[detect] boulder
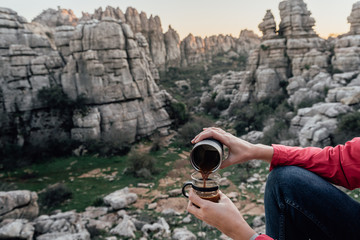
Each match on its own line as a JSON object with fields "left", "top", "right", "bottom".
{"left": 290, "top": 103, "right": 353, "bottom": 147}
{"left": 34, "top": 211, "right": 90, "bottom": 240}
{"left": 0, "top": 190, "right": 39, "bottom": 221}
{"left": 326, "top": 86, "right": 360, "bottom": 103}
{"left": 0, "top": 219, "right": 34, "bottom": 240}
{"left": 110, "top": 214, "right": 136, "bottom": 238}
{"left": 172, "top": 227, "right": 196, "bottom": 240}
{"left": 103, "top": 187, "right": 138, "bottom": 210}
{"left": 141, "top": 217, "right": 171, "bottom": 238}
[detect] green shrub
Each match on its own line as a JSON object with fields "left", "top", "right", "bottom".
{"left": 159, "top": 52, "right": 248, "bottom": 112}
{"left": 37, "top": 86, "right": 72, "bottom": 109}
{"left": 261, "top": 120, "right": 291, "bottom": 145}
{"left": 260, "top": 44, "right": 269, "bottom": 51}
{"left": 150, "top": 134, "right": 162, "bottom": 152}
{"left": 0, "top": 138, "right": 80, "bottom": 170}
{"left": 202, "top": 96, "right": 231, "bottom": 118}
{"left": 231, "top": 96, "right": 291, "bottom": 136}
{"left": 126, "top": 151, "right": 158, "bottom": 179}
{"left": 333, "top": 112, "right": 360, "bottom": 145}
{"left": 167, "top": 102, "right": 189, "bottom": 127}
{"left": 216, "top": 99, "right": 231, "bottom": 111}
{"left": 297, "top": 96, "right": 323, "bottom": 109}
{"left": 40, "top": 183, "right": 72, "bottom": 208}
{"left": 0, "top": 182, "right": 18, "bottom": 191}
{"left": 92, "top": 196, "right": 104, "bottom": 207}
{"left": 209, "top": 108, "right": 221, "bottom": 118}
{"left": 176, "top": 116, "right": 214, "bottom": 147}
{"left": 233, "top": 102, "right": 273, "bottom": 136}
{"left": 202, "top": 98, "right": 217, "bottom": 115}
{"left": 84, "top": 139, "right": 130, "bottom": 157}
{"left": 328, "top": 65, "right": 344, "bottom": 75}
{"left": 37, "top": 86, "right": 89, "bottom": 114}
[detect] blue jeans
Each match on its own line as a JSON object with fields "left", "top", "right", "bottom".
{"left": 264, "top": 166, "right": 360, "bottom": 240}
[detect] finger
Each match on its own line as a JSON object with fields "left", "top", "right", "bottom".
{"left": 191, "top": 127, "right": 212, "bottom": 143}
{"left": 192, "top": 129, "right": 227, "bottom": 145}
{"left": 218, "top": 191, "right": 231, "bottom": 203}
{"left": 220, "top": 191, "right": 235, "bottom": 206}
{"left": 187, "top": 200, "right": 200, "bottom": 216}
{"left": 188, "top": 189, "right": 206, "bottom": 207}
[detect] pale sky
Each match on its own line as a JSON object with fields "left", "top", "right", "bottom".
{"left": 1, "top": 0, "right": 357, "bottom": 40}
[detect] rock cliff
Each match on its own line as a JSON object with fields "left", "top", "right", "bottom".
{"left": 201, "top": 0, "right": 360, "bottom": 147}
{"left": 32, "top": 7, "right": 78, "bottom": 27}
{"left": 35, "top": 6, "right": 260, "bottom": 69}
{"left": 0, "top": 7, "right": 173, "bottom": 149}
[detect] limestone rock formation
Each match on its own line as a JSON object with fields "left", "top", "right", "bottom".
{"left": 332, "top": 2, "right": 360, "bottom": 73}
{"left": 198, "top": 0, "right": 360, "bottom": 148}
{"left": 164, "top": 25, "right": 181, "bottom": 67}
{"left": 0, "top": 7, "right": 173, "bottom": 149}
{"left": 348, "top": 1, "right": 360, "bottom": 35}
{"left": 290, "top": 103, "right": 352, "bottom": 147}
{"left": 258, "top": 10, "right": 277, "bottom": 39}
{"left": 78, "top": 6, "right": 260, "bottom": 69}
{"left": 180, "top": 31, "right": 260, "bottom": 68}
{"left": 81, "top": 6, "right": 126, "bottom": 22}
{"left": 54, "top": 25, "right": 75, "bottom": 56}
{"left": 278, "top": 0, "right": 316, "bottom": 38}
{"left": 32, "top": 7, "right": 78, "bottom": 27}
{"left": 0, "top": 190, "right": 39, "bottom": 221}
{"left": 79, "top": 6, "right": 168, "bottom": 69}
{"left": 180, "top": 34, "right": 207, "bottom": 67}
{"left": 61, "top": 18, "right": 171, "bottom": 142}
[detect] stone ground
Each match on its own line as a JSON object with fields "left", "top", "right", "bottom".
{"left": 123, "top": 146, "right": 265, "bottom": 218}
{"left": 70, "top": 141, "right": 266, "bottom": 220}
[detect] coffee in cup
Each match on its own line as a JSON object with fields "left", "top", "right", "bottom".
{"left": 182, "top": 172, "right": 220, "bottom": 203}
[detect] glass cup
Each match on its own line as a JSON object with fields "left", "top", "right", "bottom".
{"left": 182, "top": 172, "right": 221, "bottom": 203}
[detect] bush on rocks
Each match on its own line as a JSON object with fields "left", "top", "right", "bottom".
{"left": 40, "top": 183, "right": 72, "bottom": 208}
{"left": 333, "top": 111, "right": 360, "bottom": 145}
{"left": 176, "top": 116, "right": 214, "bottom": 147}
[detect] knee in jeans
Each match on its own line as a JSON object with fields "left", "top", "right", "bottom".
{"left": 266, "top": 166, "right": 304, "bottom": 192}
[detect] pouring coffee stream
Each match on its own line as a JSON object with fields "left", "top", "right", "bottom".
{"left": 184, "top": 138, "right": 224, "bottom": 202}
{"left": 191, "top": 145, "right": 221, "bottom": 188}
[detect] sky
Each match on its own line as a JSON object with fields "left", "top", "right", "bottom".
{"left": 1, "top": 0, "right": 358, "bottom": 40}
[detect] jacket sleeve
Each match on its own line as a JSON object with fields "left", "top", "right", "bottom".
{"left": 255, "top": 234, "right": 274, "bottom": 239}
{"left": 270, "top": 137, "right": 360, "bottom": 190}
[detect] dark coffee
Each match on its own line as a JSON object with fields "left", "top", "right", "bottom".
{"left": 192, "top": 145, "right": 221, "bottom": 173}
{"left": 200, "top": 193, "right": 220, "bottom": 203}
{"left": 192, "top": 145, "right": 221, "bottom": 189}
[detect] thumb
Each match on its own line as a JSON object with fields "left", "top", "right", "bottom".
{"left": 220, "top": 154, "right": 236, "bottom": 169}
{"left": 188, "top": 189, "right": 206, "bottom": 207}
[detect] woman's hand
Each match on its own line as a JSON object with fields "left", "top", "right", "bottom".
{"left": 187, "top": 189, "right": 255, "bottom": 240}
{"left": 191, "top": 127, "right": 273, "bottom": 168}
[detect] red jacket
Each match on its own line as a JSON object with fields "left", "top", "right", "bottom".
{"left": 255, "top": 137, "right": 360, "bottom": 240}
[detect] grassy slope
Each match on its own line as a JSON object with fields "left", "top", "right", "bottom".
{"left": 0, "top": 145, "right": 181, "bottom": 213}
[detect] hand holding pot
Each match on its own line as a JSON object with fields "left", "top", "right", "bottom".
{"left": 191, "top": 127, "right": 274, "bottom": 169}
